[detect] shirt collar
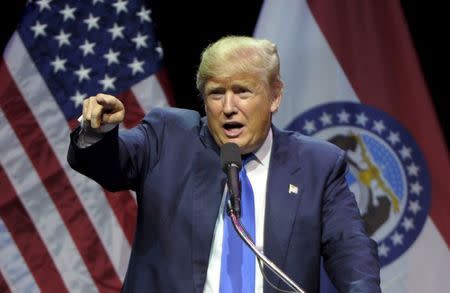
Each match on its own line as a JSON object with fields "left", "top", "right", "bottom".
{"left": 252, "top": 128, "right": 273, "bottom": 167}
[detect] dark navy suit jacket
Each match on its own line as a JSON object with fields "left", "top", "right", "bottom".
{"left": 68, "top": 107, "right": 380, "bottom": 293}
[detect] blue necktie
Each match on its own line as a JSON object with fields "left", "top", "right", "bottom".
{"left": 219, "top": 156, "right": 255, "bottom": 293}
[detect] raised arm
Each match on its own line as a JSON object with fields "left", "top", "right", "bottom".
{"left": 67, "top": 94, "right": 145, "bottom": 191}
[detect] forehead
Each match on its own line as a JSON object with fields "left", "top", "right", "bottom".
{"left": 205, "top": 72, "right": 264, "bottom": 89}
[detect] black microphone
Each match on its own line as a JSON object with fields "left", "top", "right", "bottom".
{"left": 220, "top": 142, "right": 242, "bottom": 217}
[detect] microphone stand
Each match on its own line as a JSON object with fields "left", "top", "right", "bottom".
{"left": 226, "top": 201, "right": 306, "bottom": 293}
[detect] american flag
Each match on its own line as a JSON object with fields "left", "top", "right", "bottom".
{"left": 0, "top": 0, "right": 171, "bottom": 291}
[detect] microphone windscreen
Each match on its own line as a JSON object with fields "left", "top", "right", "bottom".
{"left": 220, "top": 143, "right": 242, "bottom": 172}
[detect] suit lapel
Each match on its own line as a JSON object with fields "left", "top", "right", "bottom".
{"left": 264, "top": 127, "right": 303, "bottom": 289}
{"left": 192, "top": 120, "right": 226, "bottom": 293}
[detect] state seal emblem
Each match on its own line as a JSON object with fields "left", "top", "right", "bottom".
{"left": 287, "top": 102, "right": 431, "bottom": 267}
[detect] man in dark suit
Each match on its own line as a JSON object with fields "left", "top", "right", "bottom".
{"left": 68, "top": 36, "right": 380, "bottom": 292}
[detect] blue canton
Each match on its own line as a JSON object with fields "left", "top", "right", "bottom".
{"left": 18, "top": 0, "right": 163, "bottom": 121}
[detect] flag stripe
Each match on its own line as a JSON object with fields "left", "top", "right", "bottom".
{"left": 0, "top": 217, "right": 39, "bottom": 293}
{"left": 121, "top": 89, "right": 146, "bottom": 128}
{"left": 131, "top": 71, "right": 172, "bottom": 111}
{"left": 4, "top": 32, "right": 131, "bottom": 280}
{"left": 155, "top": 68, "right": 176, "bottom": 106}
{"left": 0, "top": 164, "right": 68, "bottom": 292}
{"left": 380, "top": 218, "right": 450, "bottom": 292}
{"left": 0, "top": 67, "right": 121, "bottom": 291}
{"left": 307, "top": 0, "right": 450, "bottom": 246}
{"left": 103, "top": 189, "right": 137, "bottom": 246}
{"left": 255, "top": 0, "right": 359, "bottom": 128}
{"left": 0, "top": 110, "right": 96, "bottom": 291}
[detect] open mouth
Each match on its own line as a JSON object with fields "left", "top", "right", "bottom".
{"left": 223, "top": 122, "right": 244, "bottom": 137}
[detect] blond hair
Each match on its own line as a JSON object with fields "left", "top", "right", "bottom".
{"left": 196, "top": 36, "right": 282, "bottom": 97}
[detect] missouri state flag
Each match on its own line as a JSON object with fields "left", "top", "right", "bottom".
{"left": 0, "top": 0, "right": 171, "bottom": 291}
{"left": 255, "top": 0, "right": 450, "bottom": 292}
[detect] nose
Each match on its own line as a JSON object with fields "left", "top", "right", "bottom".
{"left": 223, "top": 91, "right": 237, "bottom": 116}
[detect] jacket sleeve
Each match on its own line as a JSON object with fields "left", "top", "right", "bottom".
{"left": 321, "top": 152, "right": 381, "bottom": 293}
{"left": 67, "top": 109, "right": 166, "bottom": 192}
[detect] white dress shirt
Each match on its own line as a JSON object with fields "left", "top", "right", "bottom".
{"left": 203, "top": 129, "right": 273, "bottom": 293}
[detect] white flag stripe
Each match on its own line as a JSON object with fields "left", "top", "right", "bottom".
{"left": 131, "top": 74, "right": 169, "bottom": 112}
{"left": 0, "top": 111, "right": 96, "bottom": 292}
{"left": 254, "top": 1, "right": 449, "bottom": 292}
{"left": 255, "top": 0, "right": 358, "bottom": 129}
{"left": 4, "top": 32, "right": 131, "bottom": 280}
{"left": 380, "top": 218, "right": 450, "bottom": 292}
{"left": 0, "top": 218, "right": 40, "bottom": 293}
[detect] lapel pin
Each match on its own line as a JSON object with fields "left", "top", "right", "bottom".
{"left": 288, "top": 184, "right": 298, "bottom": 195}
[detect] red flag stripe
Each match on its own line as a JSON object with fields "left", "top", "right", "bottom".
{"left": 0, "top": 110, "right": 96, "bottom": 290}
{"left": 0, "top": 66, "right": 122, "bottom": 292}
{"left": 121, "top": 89, "right": 146, "bottom": 129}
{"left": 103, "top": 189, "right": 137, "bottom": 245}
{"left": 308, "top": 0, "right": 450, "bottom": 245}
{"left": 0, "top": 164, "right": 68, "bottom": 292}
{"left": 156, "top": 68, "right": 176, "bottom": 106}
{"left": 4, "top": 33, "right": 131, "bottom": 279}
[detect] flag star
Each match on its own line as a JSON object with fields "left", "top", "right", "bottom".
{"left": 319, "top": 112, "right": 332, "bottom": 126}
{"left": 399, "top": 145, "right": 412, "bottom": 160}
{"left": 408, "top": 200, "right": 421, "bottom": 214}
{"left": 70, "top": 90, "right": 86, "bottom": 108}
{"left": 136, "top": 6, "right": 152, "bottom": 22}
{"left": 372, "top": 120, "right": 386, "bottom": 134}
{"left": 378, "top": 243, "right": 389, "bottom": 257}
{"left": 391, "top": 232, "right": 404, "bottom": 246}
{"left": 303, "top": 120, "right": 316, "bottom": 134}
{"left": 337, "top": 110, "right": 350, "bottom": 123}
{"left": 356, "top": 112, "right": 368, "bottom": 127}
{"left": 387, "top": 131, "right": 400, "bottom": 145}
{"left": 54, "top": 30, "right": 71, "bottom": 47}
{"left": 36, "top": 0, "right": 52, "bottom": 11}
{"left": 83, "top": 13, "right": 100, "bottom": 31}
{"left": 50, "top": 56, "right": 67, "bottom": 73}
{"left": 407, "top": 163, "right": 420, "bottom": 177}
{"left": 108, "top": 23, "right": 125, "bottom": 40}
{"left": 112, "top": 0, "right": 128, "bottom": 14}
{"left": 103, "top": 49, "right": 120, "bottom": 65}
{"left": 132, "top": 32, "right": 149, "bottom": 49}
{"left": 128, "top": 58, "right": 145, "bottom": 75}
{"left": 410, "top": 181, "right": 423, "bottom": 195}
{"left": 401, "top": 217, "right": 415, "bottom": 231}
{"left": 30, "top": 21, "right": 47, "bottom": 38}
{"left": 74, "top": 65, "right": 92, "bottom": 82}
{"left": 59, "top": 4, "right": 76, "bottom": 21}
{"left": 99, "top": 74, "right": 117, "bottom": 91}
{"left": 79, "top": 40, "right": 96, "bottom": 56}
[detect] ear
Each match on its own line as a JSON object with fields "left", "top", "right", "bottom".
{"left": 270, "top": 81, "right": 283, "bottom": 113}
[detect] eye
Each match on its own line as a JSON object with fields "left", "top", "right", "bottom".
{"left": 234, "top": 86, "right": 252, "bottom": 99}
{"left": 207, "top": 88, "right": 225, "bottom": 100}
{"left": 235, "top": 86, "right": 249, "bottom": 94}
